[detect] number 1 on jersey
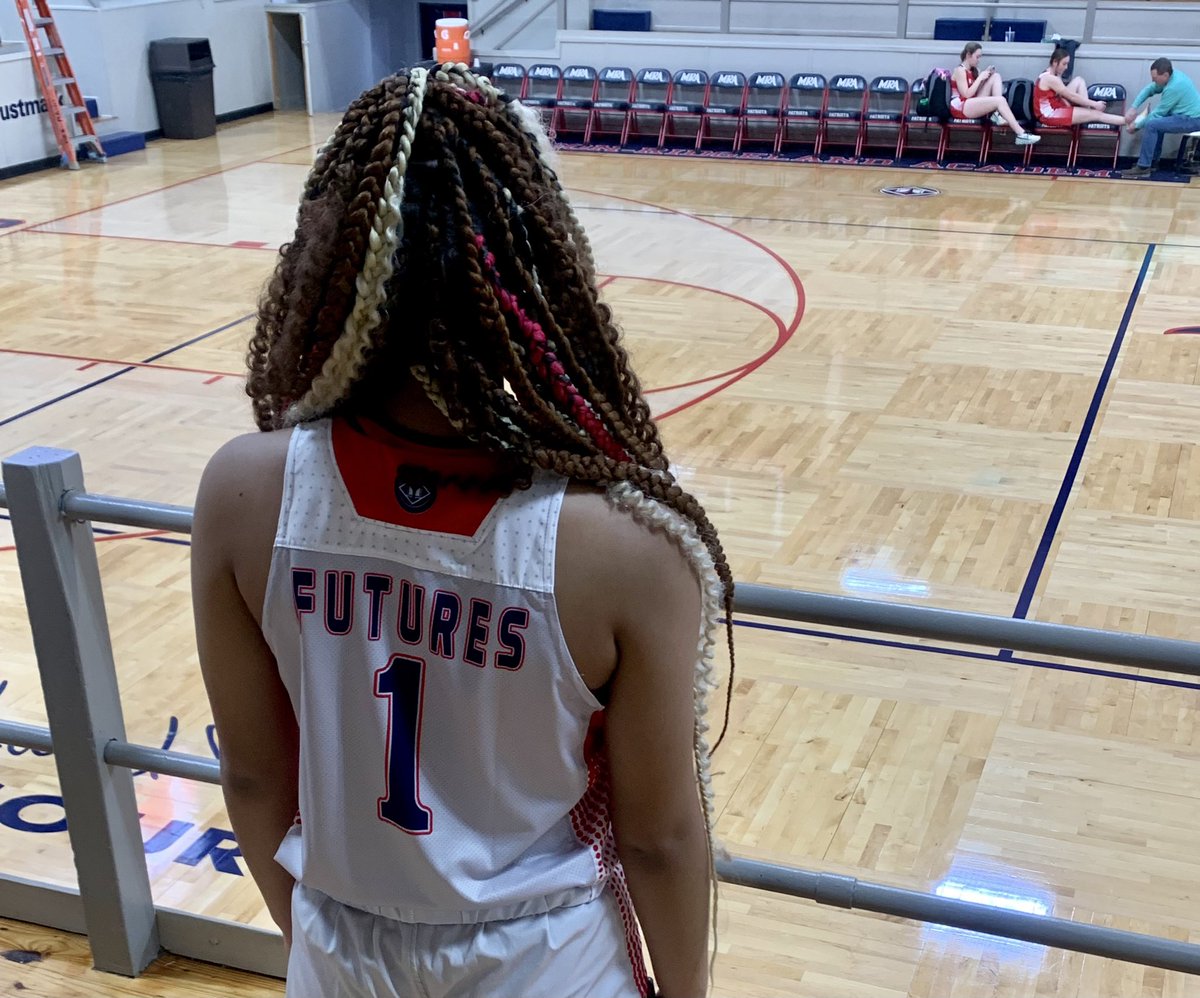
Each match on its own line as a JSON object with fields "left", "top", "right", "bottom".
{"left": 374, "top": 654, "right": 433, "bottom": 834}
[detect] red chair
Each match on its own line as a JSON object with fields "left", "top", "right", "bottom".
{"left": 622, "top": 67, "right": 671, "bottom": 145}
{"left": 489, "top": 62, "right": 527, "bottom": 99}
{"left": 1071, "top": 83, "right": 1126, "bottom": 168}
{"left": 927, "top": 73, "right": 1003, "bottom": 162}
{"left": 697, "top": 70, "right": 747, "bottom": 150}
{"left": 659, "top": 69, "right": 709, "bottom": 147}
{"left": 861, "top": 76, "right": 908, "bottom": 157}
{"left": 741, "top": 71, "right": 787, "bottom": 153}
{"left": 552, "top": 65, "right": 597, "bottom": 139}
{"left": 586, "top": 67, "right": 634, "bottom": 144}
{"left": 778, "top": 73, "right": 826, "bottom": 154}
{"left": 897, "top": 78, "right": 944, "bottom": 159}
{"left": 521, "top": 64, "right": 562, "bottom": 130}
{"left": 820, "top": 73, "right": 867, "bottom": 157}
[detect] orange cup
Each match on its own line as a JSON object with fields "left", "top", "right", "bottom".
{"left": 435, "top": 18, "right": 470, "bottom": 65}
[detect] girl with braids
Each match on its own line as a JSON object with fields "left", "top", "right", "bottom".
{"left": 192, "top": 64, "right": 735, "bottom": 998}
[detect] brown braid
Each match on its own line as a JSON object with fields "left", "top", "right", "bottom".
{"left": 431, "top": 92, "right": 665, "bottom": 467}
{"left": 249, "top": 71, "right": 737, "bottom": 747}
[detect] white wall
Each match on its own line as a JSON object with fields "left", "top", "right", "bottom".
{"left": 54, "top": 0, "right": 273, "bottom": 136}
{"left": 369, "top": 0, "right": 423, "bottom": 75}
{"left": 470, "top": 0, "right": 559, "bottom": 52}
{"left": 0, "top": 8, "right": 22, "bottom": 44}
{"left": 0, "top": 52, "right": 62, "bottom": 169}
{"left": 1, "top": 0, "right": 275, "bottom": 170}
{"left": 518, "top": 27, "right": 1200, "bottom": 87}
{"left": 473, "top": 0, "right": 1200, "bottom": 48}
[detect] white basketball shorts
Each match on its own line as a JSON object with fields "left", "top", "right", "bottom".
{"left": 286, "top": 882, "right": 647, "bottom": 998}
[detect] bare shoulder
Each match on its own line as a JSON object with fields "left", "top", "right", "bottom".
{"left": 194, "top": 429, "right": 292, "bottom": 556}
{"left": 558, "top": 482, "right": 700, "bottom": 598}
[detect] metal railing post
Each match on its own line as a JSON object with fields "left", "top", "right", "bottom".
{"left": 1, "top": 447, "right": 159, "bottom": 975}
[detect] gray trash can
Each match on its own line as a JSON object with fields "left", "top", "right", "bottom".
{"left": 149, "top": 38, "right": 216, "bottom": 139}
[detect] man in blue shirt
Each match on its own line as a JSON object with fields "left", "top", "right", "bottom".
{"left": 1122, "top": 57, "right": 1200, "bottom": 178}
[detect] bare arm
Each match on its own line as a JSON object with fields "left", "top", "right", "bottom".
{"left": 192, "top": 437, "right": 298, "bottom": 942}
{"left": 1043, "top": 73, "right": 1097, "bottom": 109}
{"left": 606, "top": 519, "right": 710, "bottom": 998}
{"left": 952, "top": 67, "right": 977, "bottom": 99}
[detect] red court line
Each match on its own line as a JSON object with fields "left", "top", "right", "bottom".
{"left": 598, "top": 274, "right": 784, "bottom": 394}
{"left": 21, "top": 227, "right": 278, "bottom": 253}
{"left": 597, "top": 276, "right": 617, "bottom": 289}
{"left": 574, "top": 190, "right": 805, "bottom": 418}
{"left": 0, "top": 529, "right": 168, "bottom": 554}
{"left": 4, "top": 139, "right": 318, "bottom": 237}
{"left": 0, "top": 346, "right": 241, "bottom": 379}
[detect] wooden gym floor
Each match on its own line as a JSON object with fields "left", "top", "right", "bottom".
{"left": 1, "top": 112, "right": 1199, "bottom": 996}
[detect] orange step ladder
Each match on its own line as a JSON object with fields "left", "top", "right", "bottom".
{"left": 15, "top": 0, "right": 105, "bottom": 169}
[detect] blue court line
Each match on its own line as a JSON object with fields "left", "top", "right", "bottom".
{"left": 91, "top": 524, "right": 191, "bottom": 547}
{"left": 141, "top": 313, "right": 253, "bottom": 364}
{"left": 0, "top": 313, "right": 254, "bottom": 428}
{"left": 0, "top": 514, "right": 190, "bottom": 546}
{"left": 1005, "top": 243, "right": 1157, "bottom": 642}
{"left": 732, "top": 617, "right": 1200, "bottom": 693}
{"left": 0, "top": 366, "right": 136, "bottom": 428}
{"left": 578, "top": 202, "right": 1196, "bottom": 251}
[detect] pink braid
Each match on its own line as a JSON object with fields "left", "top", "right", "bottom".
{"left": 474, "top": 235, "right": 632, "bottom": 462}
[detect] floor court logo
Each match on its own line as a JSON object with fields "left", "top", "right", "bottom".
{"left": 880, "top": 185, "right": 940, "bottom": 197}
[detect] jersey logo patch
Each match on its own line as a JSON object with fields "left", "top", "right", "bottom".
{"left": 394, "top": 467, "right": 438, "bottom": 514}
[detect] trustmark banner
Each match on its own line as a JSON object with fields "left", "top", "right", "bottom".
{"left": 0, "top": 52, "right": 61, "bottom": 170}
{"left": 0, "top": 95, "right": 50, "bottom": 121}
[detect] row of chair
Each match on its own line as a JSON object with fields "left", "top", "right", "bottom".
{"left": 488, "top": 63, "right": 1128, "bottom": 167}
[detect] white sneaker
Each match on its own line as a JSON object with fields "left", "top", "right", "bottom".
{"left": 1015, "top": 132, "right": 1041, "bottom": 145}
{"left": 990, "top": 111, "right": 1005, "bottom": 126}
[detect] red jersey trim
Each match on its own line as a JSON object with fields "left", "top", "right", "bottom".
{"left": 330, "top": 417, "right": 506, "bottom": 536}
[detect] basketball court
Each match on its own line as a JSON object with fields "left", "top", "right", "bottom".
{"left": 2, "top": 110, "right": 1200, "bottom": 996}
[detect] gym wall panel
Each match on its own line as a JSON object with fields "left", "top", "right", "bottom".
{"left": 1, "top": 0, "right": 276, "bottom": 170}
{"left": 731, "top": 0, "right": 898, "bottom": 36}
{"left": 587, "top": 0, "right": 722, "bottom": 31}
{"left": 0, "top": 50, "right": 59, "bottom": 166}
{"left": 1092, "top": 4, "right": 1200, "bottom": 43}
{"left": 56, "top": 0, "right": 274, "bottom": 135}
{"left": 902, "top": 6, "right": 1088, "bottom": 40}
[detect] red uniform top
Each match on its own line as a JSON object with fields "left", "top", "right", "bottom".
{"left": 1035, "top": 77, "right": 1074, "bottom": 127}
{"left": 950, "top": 67, "right": 978, "bottom": 119}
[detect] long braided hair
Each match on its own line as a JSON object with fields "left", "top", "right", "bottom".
{"left": 247, "top": 64, "right": 736, "bottom": 950}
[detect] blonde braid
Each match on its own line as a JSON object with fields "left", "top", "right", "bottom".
{"left": 286, "top": 68, "right": 430, "bottom": 425}
{"left": 410, "top": 363, "right": 450, "bottom": 417}
{"left": 605, "top": 480, "right": 725, "bottom": 982}
{"left": 433, "top": 61, "right": 504, "bottom": 104}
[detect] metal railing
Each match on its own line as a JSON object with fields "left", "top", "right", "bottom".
{"left": 2, "top": 445, "right": 1200, "bottom": 979}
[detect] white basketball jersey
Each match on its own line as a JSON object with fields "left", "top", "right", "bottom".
{"left": 262, "top": 418, "right": 636, "bottom": 934}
